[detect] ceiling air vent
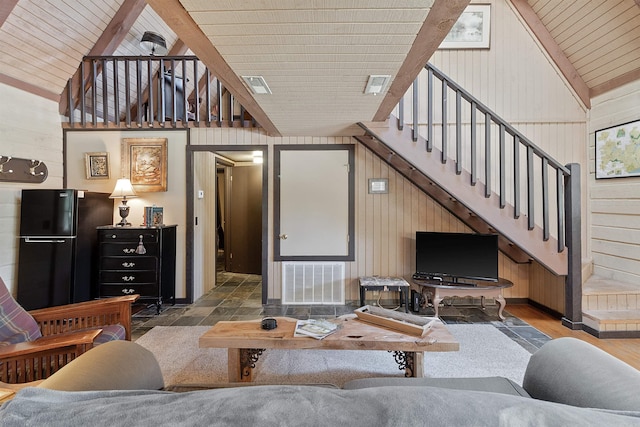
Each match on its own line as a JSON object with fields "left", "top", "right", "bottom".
{"left": 364, "top": 75, "right": 391, "bottom": 95}
{"left": 242, "top": 76, "right": 272, "bottom": 94}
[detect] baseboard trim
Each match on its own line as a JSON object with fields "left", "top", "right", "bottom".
{"left": 561, "top": 317, "right": 583, "bottom": 330}
{"left": 527, "top": 299, "right": 563, "bottom": 319}
{"left": 582, "top": 324, "right": 640, "bottom": 339}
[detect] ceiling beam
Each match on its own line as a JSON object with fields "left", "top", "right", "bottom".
{"left": 59, "top": 0, "right": 146, "bottom": 115}
{"left": 0, "top": 73, "right": 59, "bottom": 102}
{"left": 0, "top": 0, "right": 18, "bottom": 26}
{"left": 590, "top": 67, "right": 640, "bottom": 98}
{"left": 1, "top": 1, "right": 57, "bottom": 101}
{"left": 509, "top": 0, "right": 591, "bottom": 109}
{"left": 146, "top": 0, "right": 280, "bottom": 136}
{"left": 373, "top": 0, "right": 470, "bottom": 121}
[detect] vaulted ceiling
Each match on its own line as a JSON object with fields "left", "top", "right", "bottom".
{"left": 1, "top": 0, "right": 639, "bottom": 137}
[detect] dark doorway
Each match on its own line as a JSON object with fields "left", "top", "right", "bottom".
{"left": 226, "top": 165, "right": 262, "bottom": 274}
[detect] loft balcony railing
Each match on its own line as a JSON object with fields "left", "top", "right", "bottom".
{"left": 63, "top": 55, "right": 257, "bottom": 129}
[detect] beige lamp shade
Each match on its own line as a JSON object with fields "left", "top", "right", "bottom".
{"left": 109, "top": 178, "right": 137, "bottom": 199}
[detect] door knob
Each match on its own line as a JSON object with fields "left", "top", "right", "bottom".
{"left": 279, "top": 234, "right": 288, "bottom": 240}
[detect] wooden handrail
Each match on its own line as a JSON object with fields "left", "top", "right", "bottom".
{"left": 400, "top": 63, "right": 575, "bottom": 252}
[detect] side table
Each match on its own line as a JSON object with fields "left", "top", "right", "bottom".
{"left": 359, "top": 276, "right": 410, "bottom": 313}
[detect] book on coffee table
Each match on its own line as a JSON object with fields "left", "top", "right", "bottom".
{"left": 294, "top": 319, "right": 339, "bottom": 339}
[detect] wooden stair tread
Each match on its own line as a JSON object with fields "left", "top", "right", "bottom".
{"left": 583, "top": 309, "right": 640, "bottom": 322}
{"left": 583, "top": 276, "right": 640, "bottom": 295}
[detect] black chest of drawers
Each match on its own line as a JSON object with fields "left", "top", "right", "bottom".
{"left": 97, "top": 225, "right": 176, "bottom": 314}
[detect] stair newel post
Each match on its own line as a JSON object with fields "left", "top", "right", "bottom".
{"left": 413, "top": 77, "right": 420, "bottom": 143}
{"left": 205, "top": 68, "right": 211, "bottom": 126}
{"left": 101, "top": 58, "right": 108, "bottom": 125}
{"left": 455, "top": 91, "right": 462, "bottom": 174}
{"left": 426, "top": 70, "right": 432, "bottom": 148}
{"left": 562, "top": 162, "right": 583, "bottom": 330}
{"left": 67, "top": 78, "right": 75, "bottom": 128}
{"left": 91, "top": 59, "right": 98, "bottom": 127}
{"left": 113, "top": 59, "right": 120, "bottom": 126}
{"left": 80, "top": 60, "right": 86, "bottom": 127}
{"left": 441, "top": 79, "right": 448, "bottom": 163}
{"left": 147, "top": 57, "right": 154, "bottom": 125}
{"left": 124, "top": 60, "right": 131, "bottom": 127}
{"left": 398, "top": 95, "right": 404, "bottom": 130}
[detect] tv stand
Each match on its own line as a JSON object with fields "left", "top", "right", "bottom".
{"left": 412, "top": 277, "right": 513, "bottom": 320}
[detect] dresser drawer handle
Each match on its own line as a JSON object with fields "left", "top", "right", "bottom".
{"left": 121, "top": 288, "right": 136, "bottom": 295}
{"left": 123, "top": 248, "right": 136, "bottom": 254}
{"left": 122, "top": 262, "right": 135, "bottom": 268}
{"left": 111, "top": 234, "right": 117, "bottom": 239}
{"left": 122, "top": 275, "right": 135, "bottom": 282}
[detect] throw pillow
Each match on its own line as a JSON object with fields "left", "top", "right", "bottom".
{"left": 0, "top": 276, "right": 42, "bottom": 345}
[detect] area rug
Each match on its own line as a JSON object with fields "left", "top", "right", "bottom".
{"left": 134, "top": 324, "right": 532, "bottom": 388}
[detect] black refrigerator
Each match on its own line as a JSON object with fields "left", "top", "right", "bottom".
{"left": 17, "top": 189, "right": 113, "bottom": 310}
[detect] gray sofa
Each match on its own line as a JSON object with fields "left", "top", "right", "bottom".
{"left": 0, "top": 337, "right": 639, "bottom": 426}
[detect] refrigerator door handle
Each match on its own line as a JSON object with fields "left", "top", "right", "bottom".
{"left": 24, "top": 238, "right": 67, "bottom": 243}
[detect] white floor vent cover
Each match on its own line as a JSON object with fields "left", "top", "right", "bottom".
{"left": 282, "top": 262, "right": 345, "bottom": 305}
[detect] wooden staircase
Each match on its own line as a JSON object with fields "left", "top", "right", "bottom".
{"left": 357, "top": 63, "right": 583, "bottom": 331}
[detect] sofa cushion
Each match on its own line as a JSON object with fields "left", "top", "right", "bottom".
{"left": 5, "top": 385, "right": 640, "bottom": 426}
{"left": 523, "top": 337, "right": 640, "bottom": 411}
{"left": 0, "top": 277, "right": 42, "bottom": 345}
{"left": 343, "top": 376, "right": 530, "bottom": 397}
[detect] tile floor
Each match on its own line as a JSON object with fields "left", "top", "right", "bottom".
{"left": 131, "top": 271, "right": 551, "bottom": 353}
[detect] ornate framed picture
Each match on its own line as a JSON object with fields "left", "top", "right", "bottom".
{"left": 595, "top": 119, "right": 640, "bottom": 179}
{"left": 439, "top": 4, "right": 491, "bottom": 49}
{"left": 121, "top": 138, "right": 168, "bottom": 192}
{"left": 85, "top": 152, "right": 110, "bottom": 179}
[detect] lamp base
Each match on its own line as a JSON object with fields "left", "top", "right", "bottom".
{"left": 117, "top": 204, "right": 132, "bottom": 227}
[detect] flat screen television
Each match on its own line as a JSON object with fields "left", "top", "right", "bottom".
{"left": 415, "top": 231, "right": 499, "bottom": 283}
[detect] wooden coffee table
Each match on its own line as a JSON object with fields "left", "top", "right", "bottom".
{"left": 199, "top": 315, "right": 459, "bottom": 382}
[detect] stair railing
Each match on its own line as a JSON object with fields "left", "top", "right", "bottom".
{"left": 397, "top": 63, "right": 579, "bottom": 254}
{"left": 394, "top": 62, "right": 582, "bottom": 326}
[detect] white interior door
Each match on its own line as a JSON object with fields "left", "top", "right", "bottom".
{"left": 279, "top": 149, "right": 350, "bottom": 257}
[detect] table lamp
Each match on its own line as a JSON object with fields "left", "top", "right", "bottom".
{"left": 109, "top": 178, "right": 138, "bottom": 226}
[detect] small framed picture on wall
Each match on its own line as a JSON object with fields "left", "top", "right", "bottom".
{"left": 85, "top": 152, "right": 110, "bottom": 179}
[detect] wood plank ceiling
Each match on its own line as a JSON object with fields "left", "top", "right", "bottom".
{"left": 0, "top": 0, "right": 639, "bottom": 136}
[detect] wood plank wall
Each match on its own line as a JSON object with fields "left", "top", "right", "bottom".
{"left": 0, "top": 83, "right": 62, "bottom": 291}
{"left": 589, "top": 80, "right": 640, "bottom": 285}
{"left": 192, "top": 151, "right": 218, "bottom": 297}
{"left": 190, "top": 127, "right": 534, "bottom": 303}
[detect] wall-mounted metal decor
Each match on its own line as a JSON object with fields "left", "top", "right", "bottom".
{"left": 0, "top": 156, "right": 48, "bottom": 183}
{"left": 121, "top": 138, "right": 168, "bottom": 192}
{"left": 85, "top": 152, "right": 110, "bottom": 179}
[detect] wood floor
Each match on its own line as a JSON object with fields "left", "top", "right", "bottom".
{"left": 507, "top": 304, "right": 640, "bottom": 370}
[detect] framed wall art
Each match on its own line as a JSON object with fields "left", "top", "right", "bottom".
{"left": 121, "top": 138, "right": 168, "bottom": 192}
{"left": 85, "top": 152, "right": 110, "bottom": 179}
{"left": 439, "top": 4, "right": 491, "bottom": 49}
{"left": 595, "top": 119, "right": 640, "bottom": 179}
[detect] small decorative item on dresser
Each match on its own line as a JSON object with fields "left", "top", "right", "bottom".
{"left": 144, "top": 206, "right": 164, "bottom": 227}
